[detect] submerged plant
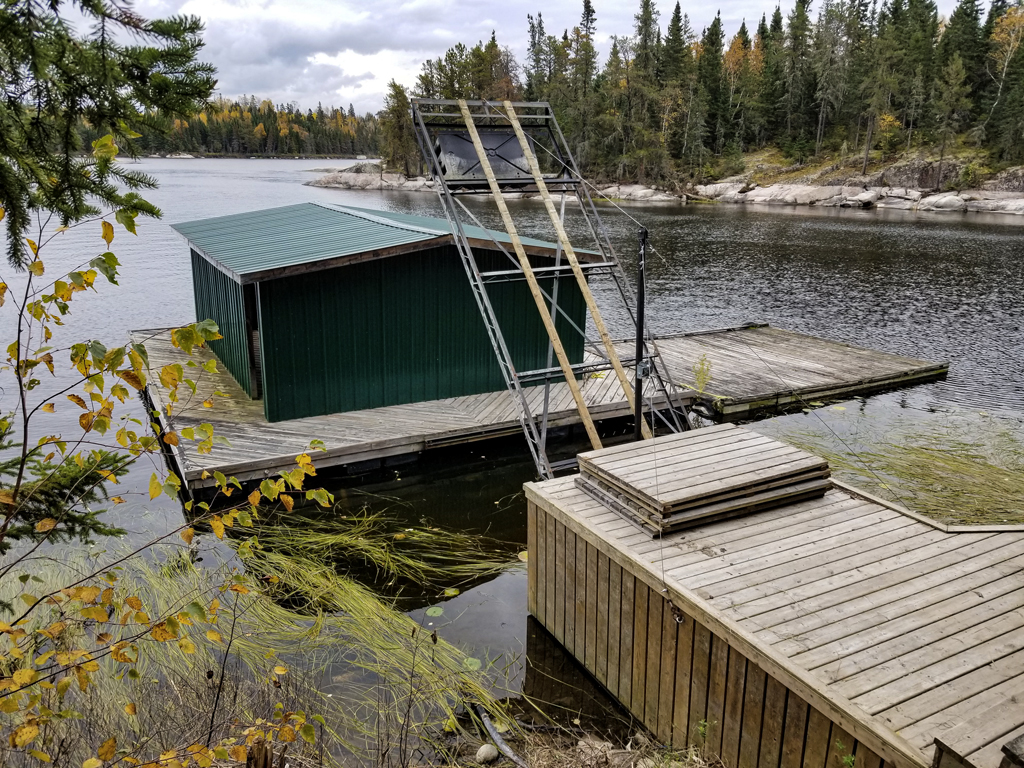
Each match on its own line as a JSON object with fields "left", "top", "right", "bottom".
{"left": 780, "top": 412, "right": 1024, "bottom": 525}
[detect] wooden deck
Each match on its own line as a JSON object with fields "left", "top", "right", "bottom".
{"left": 131, "top": 324, "right": 946, "bottom": 491}
{"left": 651, "top": 324, "right": 949, "bottom": 420}
{"left": 525, "top": 446, "right": 1024, "bottom": 768}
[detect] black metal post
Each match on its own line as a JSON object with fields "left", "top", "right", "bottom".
{"left": 634, "top": 227, "right": 647, "bottom": 442}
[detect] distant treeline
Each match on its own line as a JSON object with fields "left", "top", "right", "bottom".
{"left": 77, "top": 97, "right": 381, "bottom": 157}
{"left": 382, "top": 0, "right": 1024, "bottom": 182}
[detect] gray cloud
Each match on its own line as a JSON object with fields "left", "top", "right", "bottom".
{"left": 135, "top": 0, "right": 962, "bottom": 112}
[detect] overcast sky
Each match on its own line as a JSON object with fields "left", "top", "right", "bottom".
{"left": 133, "top": 0, "right": 963, "bottom": 114}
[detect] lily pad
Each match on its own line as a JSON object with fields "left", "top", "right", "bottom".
{"left": 462, "top": 657, "right": 482, "bottom": 671}
{"left": 443, "top": 587, "right": 460, "bottom": 597}
{"left": 518, "top": 551, "right": 528, "bottom": 562}
{"left": 425, "top": 606, "right": 444, "bottom": 617}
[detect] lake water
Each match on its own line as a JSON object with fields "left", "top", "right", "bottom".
{"left": 5, "top": 158, "right": 1022, "bottom": 710}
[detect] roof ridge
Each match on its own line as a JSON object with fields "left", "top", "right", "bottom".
{"left": 311, "top": 202, "right": 449, "bottom": 238}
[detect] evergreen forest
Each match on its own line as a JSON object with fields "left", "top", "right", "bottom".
{"left": 77, "top": 97, "right": 382, "bottom": 157}
{"left": 393, "top": 0, "right": 1024, "bottom": 183}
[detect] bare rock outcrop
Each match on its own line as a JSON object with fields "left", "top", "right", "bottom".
{"left": 694, "top": 181, "right": 1024, "bottom": 216}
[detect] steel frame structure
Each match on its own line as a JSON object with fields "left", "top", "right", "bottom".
{"left": 410, "top": 98, "right": 688, "bottom": 478}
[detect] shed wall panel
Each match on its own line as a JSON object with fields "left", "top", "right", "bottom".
{"left": 527, "top": 500, "right": 884, "bottom": 768}
{"left": 191, "top": 250, "right": 252, "bottom": 397}
{"left": 256, "top": 244, "right": 587, "bottom": 422}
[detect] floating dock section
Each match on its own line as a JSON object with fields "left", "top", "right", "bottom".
{"left": 525, "top": 430, "right": 1024, "bottom": 768}
{"left": 133, "top": 324, "right": 946, "bottom": 492}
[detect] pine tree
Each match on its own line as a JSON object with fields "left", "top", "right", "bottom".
{"left": 379, "top": 81, "right": 419, "bottom": 177}
{"left": 0, "top": 0, "right": 215, "bottom": 267}
{"left": 663, "top": 3, "right": 696, "bottom": 84}
{"left": 699, "top": 13, "right": 728, "bottom": 153}
{"left": 933, "top": 53, "right": 972, "bottom": 184}
{"left": 760, "top": 6, "right": 789, "bottom": 137}
{"left": 783, "top": 0, "right": 816, "bottom": 145}
{"left": 634, "top": 0, "right": 662, "bottom": 81}
{"left": 938, "top": 0, "right": 987, "bottom": 100}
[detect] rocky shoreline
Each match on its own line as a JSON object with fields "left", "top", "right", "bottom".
{"left": 305, "top": 163, "right": 680, "bottom": 203}
{"left": 306, "top": 160, "right": 1024, "bottom": 215}
{"left": 693, "top": 182, "right": 1024, "bottom": 215}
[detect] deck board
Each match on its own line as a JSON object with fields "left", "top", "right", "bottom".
{"left": 524, "top": 448, "right": 1024, "bottom": 768}
{"left": 133, "top": 324, "right": 947, "bottom": 489}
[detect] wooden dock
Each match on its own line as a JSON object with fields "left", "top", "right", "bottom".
{"left": 650, "top": 324, "right": 949, "bottom": 421}
{"left": 131, "top": 324, "right": 947, "bottom": 491}
{"left": 525, "top": 436, "right": 1024, "bottom": 768}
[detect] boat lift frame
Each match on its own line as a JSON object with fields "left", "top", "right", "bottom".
{"left": 410, "top": 98, "right": 689, "bottom": 478}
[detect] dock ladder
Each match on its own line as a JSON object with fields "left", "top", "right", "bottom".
{"left": 410, "top": 98, "right": 688, "bottom": 478}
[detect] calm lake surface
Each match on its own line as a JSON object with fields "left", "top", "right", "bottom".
{"left": 6, "top": 157, "right": 1022, "bottom": 702}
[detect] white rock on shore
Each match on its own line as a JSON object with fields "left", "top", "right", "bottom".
{"left": 694, "top": 182, "right": 1024, "bottom": 216}
{"left": 306, "top": 171, "right": 435, "bottom": 192}
{"left": 306, "top": 165, "right": 683, "bottom": 203}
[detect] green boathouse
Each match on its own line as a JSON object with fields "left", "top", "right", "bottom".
{"left": 172, "top": 202, "right": 589, "bottom": 422}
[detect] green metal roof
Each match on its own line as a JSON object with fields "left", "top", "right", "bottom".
{"left": 172, "top": 202, "right": 592, "bottom": 283}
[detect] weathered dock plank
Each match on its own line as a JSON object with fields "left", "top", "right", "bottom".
{"left": 132, "top": 324, "right": 947, "bottom": 491}
{"left": 525, "top": 440, "right": 1024, "bottom": 768}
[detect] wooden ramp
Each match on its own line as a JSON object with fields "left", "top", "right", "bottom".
{"left": 131, "top": 325, "right": 946, "bottom": 492}
{"left": 525, "top": 439, "right": 1024, "bottom": 768}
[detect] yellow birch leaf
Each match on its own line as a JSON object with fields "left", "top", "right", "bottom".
{"left": 118, "top": 370, "right": 144, "bottom": 390}
{"left": 79, "top": 412, "right": 95, "bottom": 432}
{"left": 280, "top": 493, "right": 294, "bottom": 512}
{"left": 273, "top": 665, "right": 287, "bottom": 675}
{"left": 202, "top": 399, "right": 213, "bottom": 408}
{"left": 125, "top": 596, "right": 142, "bottom": 611}
{"left": 247, "top": 489, "right": 261, "bottom": 506}
{"left": 151, "top": 623, "right": 175, "bottom": 642}
{"left": 277, "top": 725, "right": 296, "bottom": 743}
{"left": 42, "top": 403, "right": 55, "bottom": 413}
{"left": 163, "top": 431, "right": 179, "bottom": 446}
{"left": 124, "top": 702, "right": 137, "bottom": 715}
{"left": 149, "top": 473, "right": 161, "bottom": 500}
{"left": 100, "top": 587, "right": 113, "bottom": 605}
{"left": 180, "top": 527, "right": 195, "bottom": 545}
{"left": 13, "top": 668, "right": 37, "bottom": 686}
{"left": 98, "top": 737, "right": 116, "bottom": 760}
{"left": 101, "top": 221, "right": 114, "bottom": 246}
{"left": 209, "top": 516, "right": 225, "bottom": 540}
{"left": 28, "top": 258, "right": 44, "bottom": 276}
{"left": 79, "top": 585, "right": 102, "bottom": 602}
{"left": 83, "top": 759, "right": 102, "bottom": 768}
{"left": 13, "top": 723, "right": 40, "bottom": 748}
{"left": 205, "top": 629, "right": 223, "bottom": 644}
{"left": 67, "top": 393, "right": 87, "bottom": 409}
{"left": 81, "top": 606, "right": 108, "bottom": 622}
{"left": 29, "top": 749, "right": 52, "bottom": 762}
{"left": 229, "top": 746, "right": 247, "bottom": 762}
{"left": 111, "top": 496, "right": 125, "bottom": 504}
{"left": 35, "top": 518, "right": 57, "bottom": 532}
{"left": 178, "top": 638, "right": 196, "bottom": 654}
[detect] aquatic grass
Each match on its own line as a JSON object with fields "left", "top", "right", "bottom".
{"left": 250, "top": 511, "right": 515, "bottom": 592}
{"left": 1, "top": 513, "right": 517, "bottom": 768}
{"left": 780, "top": 414, "right": 1024, "bottom": 525}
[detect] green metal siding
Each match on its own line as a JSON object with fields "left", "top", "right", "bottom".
{"left": 256, "top": 244, "right": 587, "bottom": 422}
{"left": 191, "top": 250, "right": 253, "bottom": 397}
